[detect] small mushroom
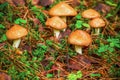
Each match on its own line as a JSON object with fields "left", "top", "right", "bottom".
{"left": 46, "top": 16, "right": 67, "bottom": 39}
{"left": 89, "top": 17, "right": 105, "bottom": 35}
{"left": 6, "top": 25, "right": 28, "bottom": 48}
{"left": 82, "top": 9, "right": 100, "bottom": 19}
{"left": 68, "top": 30, "right": 92, "bottom": 54}
{"left": 49, "top": 2, "right": 77, "bottom": 22}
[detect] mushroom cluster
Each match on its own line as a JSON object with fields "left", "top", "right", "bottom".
{"left": 46, "top": 2, "right": 92, "bottom": 55}
{"left": 5, "top": 2, "right": 95, "bottom": 55}
{"left": 82, "top": 9, "right": 106, "bottom": 35}
{"left": 46, "top": 2, "right": 77, "bottom": 39}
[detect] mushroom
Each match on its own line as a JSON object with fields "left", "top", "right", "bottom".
{"left": 6, "top": 24, "right": 28, "bottom": 48}
{"left": 49, "top": 2, "right": 77, "bottom": 23}
{"left": 68, "top": 30, "right": 92, "bottom": 54}
{"left": 81, "top": 9, "right": 100, "bottom": 19}
{"left": 46, "top": 16, "right": 67, "bottom": 39}
{"left": 89, "top": 17, "right": 105, "bottom": 35}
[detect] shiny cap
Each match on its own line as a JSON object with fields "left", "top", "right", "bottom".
{"left": 6, "top": 25, "right": 28, "bottom": 40}
{"left": 82, "top": 9, "right": 100, "bottom": 19}
{"left": 89, "top": 18, "right": 105, "bottom": 28}
{"left": 68, "top": 30, "right": 92, "bottom": 46}
{"left": 49, "top": 2, "right": 77, "bottom": 16}
{"left": 46, "top": 16, "right": 67, "bottom": 30}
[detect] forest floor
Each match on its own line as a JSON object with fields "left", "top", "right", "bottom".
{"left": 0, "top": 0, "right": 120, "bottom": 80}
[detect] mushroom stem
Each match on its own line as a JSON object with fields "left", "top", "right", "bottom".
{"left": 60, "top": 16, "right": 66, "bottom": 23}
{"left": 12, "top": 39, "right": 21, "bottom": 48}
{"left": 62, "top": 28, "right": 66, "bottom": 32}
{"left": 53, "top": 29, "right": 60, "bottom": 39}
{"left": 61, "top": 16, "right": 67, "bottom": 32}
{"left": 95, "top": 28, "right": 100, "bottom": 35}
{"left": 75, "top": 45, "right": 82, "bottom": 54}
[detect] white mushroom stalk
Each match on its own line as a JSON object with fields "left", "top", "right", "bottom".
{"left": 53, "top": 29, "right": 60, "bottom": 39}
{"left": 61, "top": 16, "right": 67, "bottom": 32}
{"left": 75, "top": 45, "right": 82, "bottom": 55}
{"left": 95, "top": 28, "right": 100, "bottom": 35}
{"left": 12, "top": 39, "right": 21, "bottom": 48}
{"left": 60, "top": 16, "right": 66, "bottom": 23}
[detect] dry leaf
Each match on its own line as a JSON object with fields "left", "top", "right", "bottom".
{"left": 94, "top": 3, "right": 111, "bottom": 15}
{"left": 12, "top": 0, "right": 25, "bottom": 6}
{"left": 40, "top": 0, "right": 54, "bottom": 6}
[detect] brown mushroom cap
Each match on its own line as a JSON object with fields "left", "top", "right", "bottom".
{"left": 49, "top": 2, "right": 77, "bottom": 16}
{"left": 46, "top": 16, "right": 67, "bottom": 30}
{"left": 82, "top": 9, "right": 100, "bottom": 19}
{"left": 6, "top": 25, "right": 28, "bottom": 40}
{"left": 89, "top": 17, "right": 105, "bottom": 28}
{"left": 68, "top": 30, "right": 92, "bottom": 46}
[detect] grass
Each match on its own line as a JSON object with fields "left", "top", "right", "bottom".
{"left": 69, "top": 14, "right": 90, "bottom": 30}
{"left": 67, "top": 71, "right": 82, "bottom": 80}
{"left": 90, "top": 34, "right": 120, "bottom": 63}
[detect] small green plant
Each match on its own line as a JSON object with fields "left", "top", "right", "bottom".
{"left": 2, "top": 44, "right": 48, "bottom": 79}
{"left": 4, "top": 43, "right": 48, "bottom": 80}
{"left": 46, "top": 73, "right": 54, "bottom": 78}
{"left": 14, "top": 18, "right": 27, "bottom": 24}
{"left": 70, "top": 14, "right": 90, "bottom": 30}
{"left": 30, "top": 6, "right": 46, "bottom": 25}
{"left": 0, "top": 34, "right": 7, "bottom": 42}
{"left": 0, "top": 49, "right": 41, "bottom": 80}
{"left": 0, "top": 24, "right": 5, "bottom": 29}
{"left": 107, "top": 37, "right": 120, "bottom": 48}
{"left": 75, "top": 1, "right": 86, "bottom": 10}
{"left": 90, "top": 73, "right": 101, "bottom": 77}
{"left": 109, "top": 64, "right": 120, "bottom": 77}
{"left": 0, "top": 12, "right": 4, "bottom": 20}
{"left": 0, "top": 2, "right": 9, "bottom": 10}
{"left": 0, "top": 24, "right": 7, "bottom": 42}
{"left": 105, "top": 0, "right": 117, "bottom": 7}
{"left": 67, "top": 71, "right": 82, "bottom": 80}
{"left": 97, "top": 37, "right": 120, "bottom": 54}
{"left": 0, "top": 2, "right": 14, "bottom": 22}
{"left": 32, "top": 44, "right": 48, "bottom": 61}
{"left": 46, "top": 39, "right": 76, "bottom": 56}
{"left": 91, "top": 35, "right": 120, "bottom": 62}
{"left": 45, "top": 61, "right": 54, "bottom": 70}
{"left": 30, "top": 29, "right": 41, "bottom": 40}
{"left": 105, "top": 13, "right": 113, "bottom": 18}
{"left": 46, "top": 40, "right": 53, "bottom": 46}
{"left": 7, "top": 65, "right": 40, "bottom": 80}
{"left": 68, "top": 48, "right": 77, "bottom": 56}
